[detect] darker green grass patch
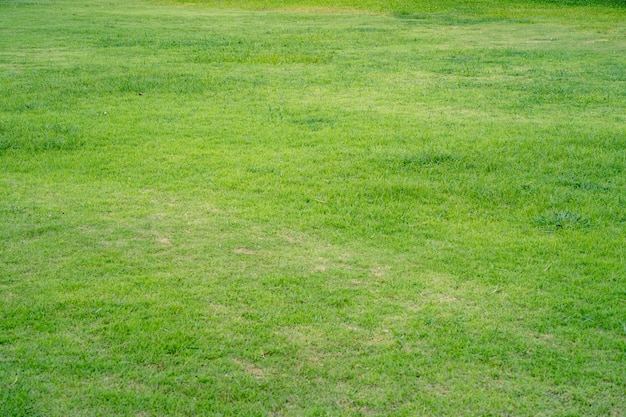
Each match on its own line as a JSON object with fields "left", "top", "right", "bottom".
{"left": 375, "top": 150, "right": 463, "bottom": 173}
{"left": 535, "top": 210, "right": 593, "bottom": 231}
{"left": 398, "top": 151, "right": 459, "bottom": 169}
{"left": 0, "top": 121, "right": 85, "bottom": 154}
{"left": 392, "top": 11, "right": 430, "bottom": 20}
{"left": 0, "top": 0, "right": 40, "bottom": 6}
{"left": 290, "top": 116, "right": 335, "bottom": 131}
{"left": 0, "top": 379, "right": 41, "bottom": 417}
{"left": 556, "top": 175, "right": 610, "bottom": 192}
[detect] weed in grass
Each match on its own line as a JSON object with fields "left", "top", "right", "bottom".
{"left": 535, "top": 210, "right": 592, "bottom": 231}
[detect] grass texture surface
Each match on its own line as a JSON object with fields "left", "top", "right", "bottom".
{"left": 1, "top": 0, "right": 625, "bottom": 415}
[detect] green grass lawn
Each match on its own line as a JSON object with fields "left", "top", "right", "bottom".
{"left": 1, "top": 0, "right": 625, "bottom": 415}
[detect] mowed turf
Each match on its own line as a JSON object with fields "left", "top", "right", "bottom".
{"left": 1, "top": 0, "right": 625, "bottom": 415}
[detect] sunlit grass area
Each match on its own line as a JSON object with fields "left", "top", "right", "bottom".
{"left": 1, "top": 0, "right": 625, "bottom": 415}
